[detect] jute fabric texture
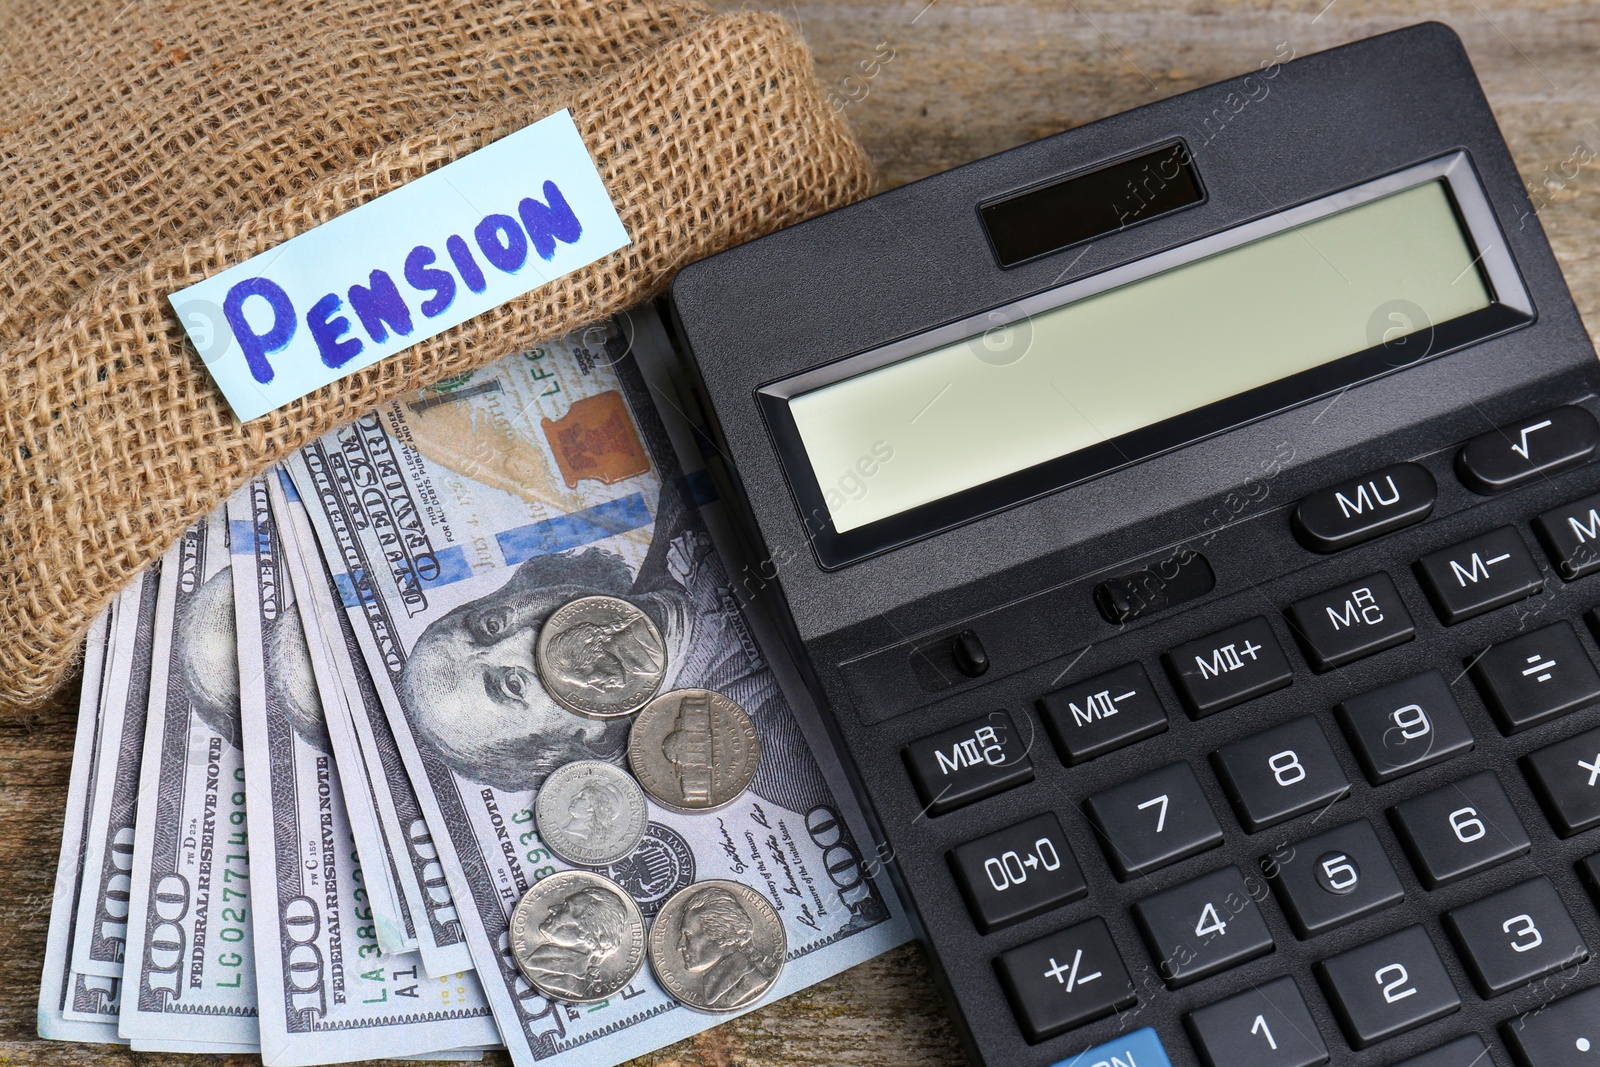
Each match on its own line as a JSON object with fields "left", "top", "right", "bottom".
{"left": 0, "top": 0, "right": 872, "bottom": 708}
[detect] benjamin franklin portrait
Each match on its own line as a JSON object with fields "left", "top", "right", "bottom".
{"left": 398, "top": 479, "right": 832, "bottom": 819}
{"left": 174, "top": 565, "right": 330, "bottom": 753}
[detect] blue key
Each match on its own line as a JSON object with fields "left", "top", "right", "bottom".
{"left": 1052, "top": 1027, "right": 1172, "bottom": 1067}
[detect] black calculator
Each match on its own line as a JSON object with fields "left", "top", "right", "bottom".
{"left": 667, "top": 22, "right": 1600, "bottom": 1067}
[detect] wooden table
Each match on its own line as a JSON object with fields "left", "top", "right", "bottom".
{"left": 4, "top": 2, "right": 1598, "bottom": 1064}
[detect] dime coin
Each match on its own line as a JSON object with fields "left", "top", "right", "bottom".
{"left": 535, "top": 595, "right": 667, "bottom": 718}
{"left": 628, "top": 688, "right": 760, "bottom": 813}
{"left": 508, "top": 870, "right": 646, "bottom": 1004}
{"left": 535, "top": 760, "right": 649, "bottom": 867}
{"left": 648, "top": 879, "right": 787, "bottom": 1013}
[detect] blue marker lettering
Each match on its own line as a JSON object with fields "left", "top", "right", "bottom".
{"left": 518, "top": 181, "right": 583, "bottom": 260}
{"left": 308, "top": 293, "right": 363, "bottom": 369}
{"left": 474, "top": 213, "right": 528, "bottom": 274}
{"left": 445, "top": 234, "right": 487, "bottom": 294}
{"left": 404, "top": 245, "right": 456, "bottom": 318}
{"left": 347, "top": 269, "right": 414, "bottom": 344}
{"left": 222, "top": 277, "right": 296, "bottom": 385}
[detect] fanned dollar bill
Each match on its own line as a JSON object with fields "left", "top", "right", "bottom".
{"left": 269, "top": 468, "right": 475, "bottom": 978}
{"left": 72, "top": 565, "right": 161, "bottom": 980}
{"left": 283, "top": 308, "right": 907, "bottom": 1067}
{"left": 228, "top": 479, "right": 501, "bottom": 1065}
{"left": 37, "top": 607, "right": 127, "bottom": 1044}
{"left": 253, "top": 469, "right": 419, "bottom": 961}
{"left": 118, "top": 506, "right": 260, "bottom": 1052}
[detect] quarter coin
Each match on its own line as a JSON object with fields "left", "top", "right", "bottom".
{"left": 648, "top": 879, "right": 787, "bottom": 1013}
{"left": 628, "top": 688, "right": 760, "bottom": 813}
{"left": 535, "top": 760, "right": 650, "bottom": 867}
{"left": 535, "top": 595, "right": 667, "bottom": 718}
{"left": 508, "top": 870, "right": 646, "bottom": 1004}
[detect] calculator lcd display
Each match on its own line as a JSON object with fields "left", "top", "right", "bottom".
{"left": 787, "top": 179, "right": 1491, "bottom": 534}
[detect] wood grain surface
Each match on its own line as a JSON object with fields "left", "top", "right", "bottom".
{"left": 4, "top": 2, "right": 1598, "bottom": 1064}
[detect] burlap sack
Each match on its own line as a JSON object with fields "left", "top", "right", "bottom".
{"left": 0, "top": 3, "right": 872, "bottom": 709}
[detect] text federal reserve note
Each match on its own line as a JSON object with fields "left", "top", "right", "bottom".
{"left": 118, "top": 505, "right": 259, "bottom": 1052}
{"left": 230, "top": 480, "right": 500, "bottom": 1065}
{"left": 285, "top": 310, "right": 906, "bottom": 1067}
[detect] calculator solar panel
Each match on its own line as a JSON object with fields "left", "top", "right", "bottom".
{"left": 668, "top": 21, "right": 1600, "bottom": 1067}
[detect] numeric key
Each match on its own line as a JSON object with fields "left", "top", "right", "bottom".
{"left": 1084, "top": 762, "right": 1224, "bottom": 880}
{"left": 1185, "top": 976, "right": 1329, "bottom": 1067}
{"left": 1335, "top": 670, "right": 1474, "bottom": 784}
{"left": 1444, "top": 877, "right": 1589, "bottom": 997}
{"left": 1415, "top": 526, "right": 1543, "bottom": 624}
{"left": 1389, "top": 771, "right": 1531, "bottom": 889}
{"left": 1315, "top": 925, "right": 1461, "bottom": 1049}
{"left": 1213, "top": 716, "right": 1350, "bottom": 832}
{"left": 1132, "top": 865, "right": 1274, "bottom": 987}
{"left": 1264, "top": 820, "right": 1404, "bottom": 937}
{"left": 994, "top": 917, "right": 1136, "bottom": 1043}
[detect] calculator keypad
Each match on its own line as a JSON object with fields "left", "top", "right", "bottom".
{"left": 1264, "top": 820, "right": 1404, "bottom": 938}
{"left": 1212, "top": 716, "right": 1351, "bottom": 833}
{"left": 994, "top": 917, "right": 1137, "bottom": 1042}
{"left": 1414, "top": 526, "right": 1545, "bottom": 624}
{"left": 1443, "top": 877, "right": 1589, "bottom": 997}
{"left": 1163, "top": 616, "right": 1293, "bottom": 717}
{"left": 1315, "top": 925, "right": 1461, "bottom": 1049}
{"left": 1132, "top": 865, "right": 1274, "bottom": 987}
{"left": 1470, "top": 621, "right": 1600, "bottom": 735}
{"left": 1083, "top": 762, "right": 1224, "bottom": 880}
{"left": 948, "top": 813, "right": 1086, "bottom": 933}
{"left": 889, "top": 407, "right": 1600, "bottom": 1065}
{"left": 1389, "top": 770, "right": 1532, "bottom": 889}
{"left": 1185, "top": 976, "right": 1329, "bottom": 1067}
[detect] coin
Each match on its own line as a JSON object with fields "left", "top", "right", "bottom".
{"left": 535, "top": 760, "right": 649, "bottom": 867}
{"left": 535, "top": 595, "right": 667, "bottom": 719}
{"left": 508, "top": 870, "right": 646, "bottom": 1004}
{"left": 648, "top": 880, "right": 787, "bottom": 1013}
{"left": 627, "top": 688, "right": 760, "bottom": 813}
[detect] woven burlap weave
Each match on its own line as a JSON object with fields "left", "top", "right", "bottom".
{"left": 0, "top": 2, "right": 872, "bottom": 709}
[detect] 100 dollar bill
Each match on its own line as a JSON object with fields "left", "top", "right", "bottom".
{"left": 37, "top": 608, "right": 126, "bottom": 1045}
{"left": 230, "top": 479, "right": 500, "bottom": 1065}
{"left": 270, "top": 469, "right": 476, "bottom": 978}
{"left": 284, "top": 311, "right": 905, "bottom": 1066}
{"left": 73, "top": 566, "right": 161, "bottom": 980}
{"left": 118, "top": 506, "right": 259, "bottom": 1051}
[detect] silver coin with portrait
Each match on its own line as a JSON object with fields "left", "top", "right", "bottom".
{"left": 535, "top": 595, "right": 667, "bottom": 719}
{"left": 534, "top": 759, "right": 649, "bottom": 867}
{"left": 628, "top": 688, "right": 760, "bottom": 813}
{"left": 508, "top": 870, "right": 646, "bottom": 1004}
{"left": 648, "top": 879, "right": 786, "bottom": 1013}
